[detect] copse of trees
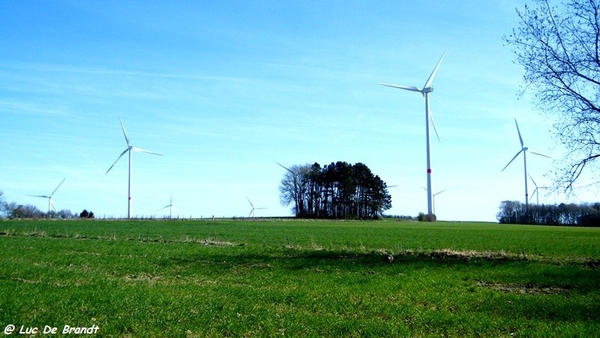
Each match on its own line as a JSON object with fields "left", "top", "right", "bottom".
{"left": 497, "top": 200, "right": 600, "bottom": 226}
{"left": 279, "top": 161, "right": 392, "bottom": 219}
{"left": 80, "top": 209, "right": 95, "bottom": 219}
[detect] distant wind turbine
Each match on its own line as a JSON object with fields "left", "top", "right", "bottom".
{"left": 501, "top": 119, "right": 550, "bottom": 210}
{"left": 380, "top": 52, "right": 446, "bottom": 217}
{"left": 247, "top": 197, "right": 266, "bottom": 218}
{"left": 106, "top": 116, "right": 162, "bottom": 218}
{"left": 156, "top": 190, "right": 177, "bottom": 219}
{"left": 529, "top": 174, "right": 540, "bottom": 205}
{"left": 30, "top": 178, "right": 65, "bottom": 217}
{"left": 422, "top": 187, "right": 446, "bottom": 216}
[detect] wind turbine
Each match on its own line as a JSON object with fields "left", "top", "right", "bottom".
{"left": 156, "top": 190, "right": 177, "bottom": 219}
{"left": 422, "top": 187, "right": 446, "bottom": 216}
{"left": 30, "top": 178, "right": 65, "bottom": 217}
{"left": 247, "top": 197, "right": 266, "bottom": 218}
{"left": 106, "top": 117, "right": 162, "bottom": 218}
{"left": 432, "top": 189, "right": 446, "bottom": 215}
{"left": 529, "top": 174, "right": 540, "bottom": 205}
{"left": 501, "top": 119, "right": 550, "bottom": 210}
{"left": 380, "top": 52, "right": 445, "bottom": 217}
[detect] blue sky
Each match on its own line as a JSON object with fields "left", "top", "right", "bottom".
{"left": 1, "top": 0, "right": 596, "bottom": 221}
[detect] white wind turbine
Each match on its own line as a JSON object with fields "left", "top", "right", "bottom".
{"left": 156, "top": 190, "right": 178, "bottom": 219}
{"left": 106, "top": 117, "right": 162, "bottom": 218}
{"left": 247, "top": 197, "right": 266, "bottom": 218}
{"left": 529, "top": 174, "right": 540, "bottom": 205}
{"left": 422, "top": 187, "right": 446, "bottom": 216}
{"left": 31, "top": 178, "right": 65, "bottom": 217}
{"left": 380, "top": 52, "right": 445, "bottom": 217}
{"left": 501, "top": 119, "right": 550, "bottom": 210}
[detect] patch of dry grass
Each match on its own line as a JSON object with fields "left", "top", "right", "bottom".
{"left": 476, "top": 281, "right": 567, "bottom": 295}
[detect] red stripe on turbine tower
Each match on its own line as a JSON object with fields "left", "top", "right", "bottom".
{"left": 427, "top": 169, "right": 432, "bottom": 173}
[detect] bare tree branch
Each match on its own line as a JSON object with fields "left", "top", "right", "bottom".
{"left": 505, "top": 0, "right": 600, "bottom": 190}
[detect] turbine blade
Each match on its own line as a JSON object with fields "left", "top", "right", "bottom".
{"left": 529, "top": 187, "right": 538, "bottom": 202}
{"left": 156, "top": 205, "right": 170, "bottom": 212}
{"left": 528, "top": 151, "right": 551, "bottom": 159}
{"left": 132, "top": 147, "right": 162, "bottom": 156}
{"left": 423, "top": 51, "right": 446, "bottom": 89}
{"left": 247, "top": 197, "right": 254, "bottom": 208}
{"left": 30, "top": 195, "right": 50, "bottom": 198}
{"left": 50, "top": 199, "right": 56, "bottom": 212}
{"left": 378, "top": 83, "right": 421, "bottom": 92}
{"left": 106, "top": 148, "right": 130, "bottom": 174}
{"left": 118, "top": 116, "right": 131, "bottom": 146}
{"left": 429, "top": 109, "right": 441, "bottom": 142}
{"left": 514, "top": 119, "right": 524, "bottom": 148}
{"left": 50, "top": 178, "right": 66, "bottom": 197}
{"left": 276, "top": 162, "right": 292, "bottom": 172}
{"left": 501, "top": 150, "right": 524, "bottom": 172}
{"left": 528, "top": 174, "right": 538, "bottom": 188}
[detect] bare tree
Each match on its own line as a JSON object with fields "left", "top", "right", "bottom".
{"left": 11, "top": 204, "right": 45, "bottom": 219}
{"left": 505, "top": 0, "right": 600, "bottom": 190}
{"left": 278, "top": 163, "right": 311, "bottom": 217}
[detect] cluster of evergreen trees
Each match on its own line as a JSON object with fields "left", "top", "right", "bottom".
{"left": 279, "top": 161, "right": 392, "bottom": 219}
{"left": 497, "top": 200, "right": 600, "bottom": 226}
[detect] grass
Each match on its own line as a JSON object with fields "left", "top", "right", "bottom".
{"left": 1, "top": 218, "right": 599, "bottom": 337}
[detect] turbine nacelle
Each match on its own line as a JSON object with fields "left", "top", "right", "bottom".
{"left": 422, "top": 87, "right": 434, "bottom": 94}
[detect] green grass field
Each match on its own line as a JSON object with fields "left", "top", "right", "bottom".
{"left": 1, "top": 219, "right": 599, "bottom": 337}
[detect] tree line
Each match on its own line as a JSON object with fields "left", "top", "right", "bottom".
{"left": 279, "top": 161, "right": 392, "bottom": 219}
{"left": 497, "top": 200, "right": 600, "bottom": 226}
{"left": 0, "top": 190, "right": 93, "bottom": 219}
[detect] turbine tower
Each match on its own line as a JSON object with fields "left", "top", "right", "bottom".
{"left": 380, "top": 52, "right": 445, "bottom": 217}
{"left": 501, "top": 119, "right": 549, "bottom": 210}
{"left": 106, "top": 117, "right": 162, "bottom": 218}
{"left": 31, "top": 178, "right": 65, "bottom": 217}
